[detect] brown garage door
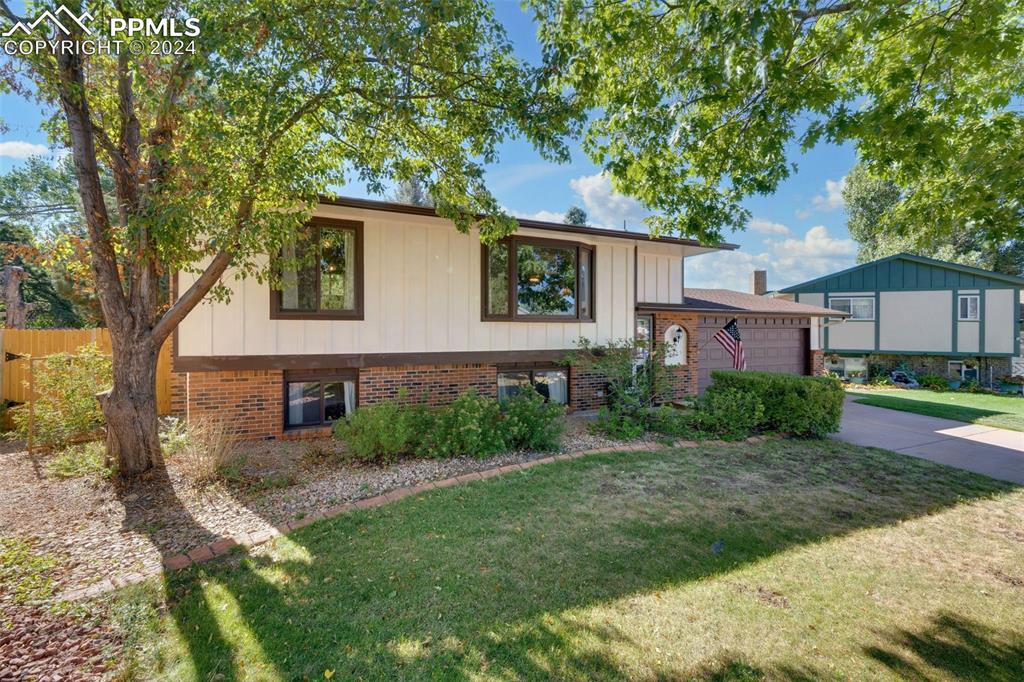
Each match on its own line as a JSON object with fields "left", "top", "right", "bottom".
{"left": 697, "top": 315, "right": 810, "bottom": 392}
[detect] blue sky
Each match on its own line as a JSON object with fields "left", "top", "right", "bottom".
{"left": 0, "top": 1, "right": 860, "bottom": 291}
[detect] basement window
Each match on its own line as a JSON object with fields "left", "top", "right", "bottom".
{"left": 497, "top": 367, "right": 569, "bottom": 405}
{"left": 284, "top": 371, "right": 357, "bottom": 429}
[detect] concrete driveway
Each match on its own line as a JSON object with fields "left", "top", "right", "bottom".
{"left": 836, "top": 396, "right": 1024, "bottom": 485}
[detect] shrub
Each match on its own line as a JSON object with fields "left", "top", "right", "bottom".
{"left": 45, "top": 440, "right": 114, "bottom": 480}
{"left": 918, "top": 373, "right": 948, "bottom": 391}
{"left": 418, "top": 389, "right": 506, "bottom": 459}
{"left": 568, "top": 338, "right": 672, "bottom": 416}
{"left": 159, "top": 417, "right": 190, "bottom": 456}
{"left": 332, "top": 400, "right": 426, "bottom": 462}
{"left": 646, "top": 404, "right": 700, "bottom": 439}
{"left": 11, "top": 343, "right": 111, "bottom": 451}
{"left": 696, "top": 388, "right": 764, "bottom": 441}
{"left": 592, "top": 406, "right": 647, "bottom": 440}
{"left": 706, "top": 371, "right": 844, "bottom": 438}
{"left": 169, "top": 418, "right": 241, "bottom": 484}
{"left": 499, "top": 389, "right": 565, "bottom": 452}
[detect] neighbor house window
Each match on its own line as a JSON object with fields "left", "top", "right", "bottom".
{"left": 828, "top": 296, "right": 874, "bottom": 320}
{"left": 958, "top": 295, "right": 980, "bottom": 321}
{"left": 948, "top": 361, "right": 979, "bottom": 382}
{"left": 284, "top": 372, "right": 357, "bottom": 428}
{"left": 271, "top": 219, "right": 363, "bottom": 319}
{"left": 482, "top": 237, "right": 594, "bottom": 321}
{"left": 497, "top": 367, "right": 569, "bottom": 405}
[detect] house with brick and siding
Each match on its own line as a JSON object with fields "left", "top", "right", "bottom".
{"left": 779, "top": 253, "right": 1024, "bottom": 384}
{"left": 171, "top": 197, "right": 840, "bottom": 439}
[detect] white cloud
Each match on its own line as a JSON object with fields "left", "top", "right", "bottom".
{"left": 747, "top": 217, "right": 790, "bottom": 236}
{"left": 686, "top": 225, "right": 856, "bottom": 290}
{"left": 520, "top": 209, "right": 565, "bottom": 223}
{"left": 0, "top": 141, "right": 50, "bottom": 159}
{"left": 568, "top": 173, "right": 651, "bottom": 229}
{"left": 809, "top": 177, "right": 846, "bottom": 213}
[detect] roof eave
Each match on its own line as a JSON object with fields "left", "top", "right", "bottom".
{"left": 317, "top": 195, "right": 738, "bottom": 251}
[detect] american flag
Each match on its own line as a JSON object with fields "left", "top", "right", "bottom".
{"left": 713, "top": 318, "right": 746, "bottom": 370}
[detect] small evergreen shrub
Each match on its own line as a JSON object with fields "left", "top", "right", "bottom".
{"left": 499, "top": 389, "right": 565, "bottom": 452}
{"left": 11, "top": 343, "right": 111, "bottom": 451}
{"left": 918, "top": 373, "right": 948, "bottom": 391}
{"left": 706, "top": 371, "right": 844, "bottom": 438}
{"left": 696, "top": 388, "right": 764, "bottom": 441}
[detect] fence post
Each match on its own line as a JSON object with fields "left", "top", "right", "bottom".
{"left": 27, "top": 356, "right": 34, "bottom": 456}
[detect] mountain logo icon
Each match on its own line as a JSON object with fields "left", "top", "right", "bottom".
{"left": 3, "top": 5, "right": 94, "bottom": 37}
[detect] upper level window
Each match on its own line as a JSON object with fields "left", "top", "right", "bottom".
{"left": 958, "top": 295, "right": 980, "bottom": 321}
{"left": 271, "top": 219, "right": 363, "bottom": 320}
{"left": 483, "top": 237, "right": 594, "bottom": 322}
{"left": 829, "top": 296, "right": 874, "bottom": 321}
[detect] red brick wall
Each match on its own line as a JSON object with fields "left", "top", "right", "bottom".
{"left": 811, "top": 349, "right": 825, "bottom": 376}
{"left": 654, "top": 311, "right": 700, "bottom": 400}
{"left": 175, "top": 359, "right": 615, "bottom": 440}
{"left": 359, "top": 364, "right": 497, "bottom": 406}
{"left": 569, "top": 366, "right": 606, "bottom": 411}
{"left": 185, "top": 370, "right": 284, "bottom": 439}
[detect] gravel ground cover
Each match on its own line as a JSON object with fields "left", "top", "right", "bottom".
{"left": 0, "top": 416, "right": 650, "bottom": 596}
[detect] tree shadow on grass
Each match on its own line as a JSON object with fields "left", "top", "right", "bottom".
{"left": 865, "top": 611, "right": 1024, "bottom": 682}
{"left": 138, "top": 441, "right": 1021, "bottom": 680}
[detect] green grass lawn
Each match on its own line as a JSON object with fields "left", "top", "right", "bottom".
{"left": 121, "top": 440, "right": 1024, "bottom": 681}
{"left": 852, "top": 388, "right": 1024, "bottom": 432}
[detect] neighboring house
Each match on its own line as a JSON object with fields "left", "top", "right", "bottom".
{"left": 171, "top": 197, "right": 838, "bottom": 439}
{"left": 779, "top": 253, "right": 1024, "bottom": 383}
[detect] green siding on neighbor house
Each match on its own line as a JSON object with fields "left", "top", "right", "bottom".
{"left": 780, "top": 253, "right": 1024, "bottom": 294}
{"left": 783, "top": 254, "right": 1024, "bottom": 358}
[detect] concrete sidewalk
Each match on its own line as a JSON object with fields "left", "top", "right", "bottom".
{"left": 835, "top": 396, "right": 1024, "bottom": 485}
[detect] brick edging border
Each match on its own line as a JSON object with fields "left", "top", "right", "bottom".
{"left": 61, "top": 436, "right": 768, "bottom": 601}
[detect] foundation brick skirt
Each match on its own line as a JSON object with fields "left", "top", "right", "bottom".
{"left": 172, "top": 362, "right": 611, "bottom": 439}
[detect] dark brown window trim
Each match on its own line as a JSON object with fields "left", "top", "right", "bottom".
{"left": 481, "top": 235, "right": 596, "bottom": 323}
{"left": 282, "top": 370, "right": 359, "bottom": 430}
{"left": 269, "top": 218, "right": 365, "bottom": 321}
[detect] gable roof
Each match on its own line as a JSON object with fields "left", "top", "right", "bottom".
{"left": 780, "top": 253, "right": 1024, "bottom": 294}
{"left": 318, "top": 195, "right": 738, "bottom": 251}
{"left": 681, "top": 288, "right": 847, "bottom": 317}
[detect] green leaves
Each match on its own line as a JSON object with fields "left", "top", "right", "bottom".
{"left": 531, "top": 0, "right": 1024, "bottom": 246}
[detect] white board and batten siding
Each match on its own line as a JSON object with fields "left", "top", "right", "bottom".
{"left": 635, "top": 242, "right": 684, "bottom": 305}
{"left": 177, "top": 204, "right": 653, "bottom": 358}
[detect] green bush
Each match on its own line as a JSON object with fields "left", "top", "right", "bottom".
{"left": 332, "top": 400, "right": 427, "bottom": 462}
{"left": 706, "top": 370, "right": 844, "bottom": 438}
{"left": 696, "top": 388, "right": 764, "bottom": 441}
{"left": 646, "top": 405, "right": 700, "bottom": 439}
{"left": 918, "top": 373, "right": 948, "bottom": 391}
{"left": 593, "top": 406, "right": 647, "bottom": 440}
{"left": 45, "top": 440, "right": 114, "bottom": 480}
{"left": 418, "top": 390, "right": 507, "bottom": 459}
{"left": 499, "top": 389, "right": 565, "bottom": 452}
{"left": 11, "top": 343, "right": 111, "bottom": 451}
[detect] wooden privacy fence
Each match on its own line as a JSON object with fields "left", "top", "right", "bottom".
{"left": 0, "top": 328, "right": 172, "bottom": 415}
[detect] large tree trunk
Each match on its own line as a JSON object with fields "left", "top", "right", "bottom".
{"left": 97, "top": 334, "right": 162, "bottom": 477}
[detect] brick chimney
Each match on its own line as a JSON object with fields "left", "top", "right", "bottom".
{"left": 751, "top": 270, "right": 768, "bottom": 296}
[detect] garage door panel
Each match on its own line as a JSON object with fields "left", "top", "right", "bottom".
{"left": 697, "top": 316, "right": 809, "bottom": 392}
